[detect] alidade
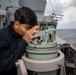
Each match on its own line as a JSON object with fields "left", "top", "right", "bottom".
{"left": 21, "top": 15, "right": 65, "bottom": 75}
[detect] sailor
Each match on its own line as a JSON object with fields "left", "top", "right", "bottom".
{"left": 0, "top": 7, "right": 39, "bottom": 75}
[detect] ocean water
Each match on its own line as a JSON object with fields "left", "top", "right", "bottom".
{"left": 56, "top": 29, "right": 76, "bottom": 47}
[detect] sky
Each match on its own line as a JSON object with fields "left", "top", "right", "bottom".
{"left": 44, "top": 0, "right": 76, "bottom": 29}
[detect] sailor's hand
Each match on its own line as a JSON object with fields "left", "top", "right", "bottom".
{"left": 23, "top": 26, "right": 39, "bottom": 43}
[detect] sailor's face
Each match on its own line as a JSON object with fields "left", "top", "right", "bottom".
{"left": 13, "top": 21, "right": 33, "bottom": 37}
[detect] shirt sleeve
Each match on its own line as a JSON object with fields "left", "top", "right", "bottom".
{"left": 0, "top": 33, "right": 28, "bottom": 73}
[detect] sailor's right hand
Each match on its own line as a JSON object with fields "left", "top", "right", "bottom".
{"left": 23, "top": 26, "right": 39, "bottom": 43}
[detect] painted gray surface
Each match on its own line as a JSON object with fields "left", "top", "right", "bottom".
{"left": 19, "top": 0, "right": 46, "bottom": 14}
{"left": 0, "top": 0, "right": 19, "bottom": 10}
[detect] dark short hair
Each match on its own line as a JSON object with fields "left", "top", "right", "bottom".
{"left": 14, "top": 7, "right": 37, "bottom": 26}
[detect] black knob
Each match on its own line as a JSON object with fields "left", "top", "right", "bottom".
{"left": 37, "top": 36, "right": 41, "bottom": 40}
